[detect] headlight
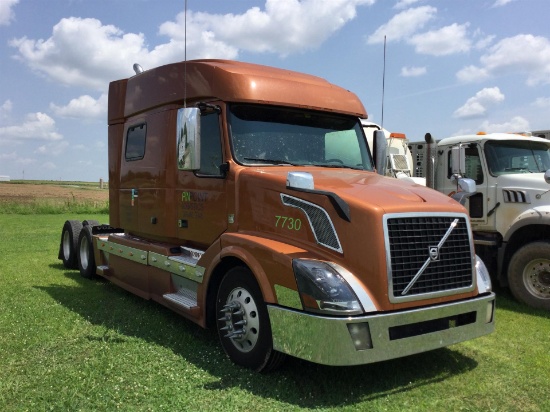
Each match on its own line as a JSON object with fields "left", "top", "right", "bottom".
{"left": 292, "top": 259, "right": 363, "bottom": 315}
{"left": 476, "top": 255, "right": 492, "bottom": 294}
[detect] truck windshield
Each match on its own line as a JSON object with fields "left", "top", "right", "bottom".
{"left": 228, "top": 104, "right": 373, "bottom": 170}
{"left": 484, "top": 140, "right": 550, "bottom": 175}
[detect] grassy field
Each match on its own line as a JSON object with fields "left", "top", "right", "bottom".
{"left": 1, "top": 212, "right": 549, "bottom": 411}
{"left": 0, "top": 181, "right": 108, "bottom": 214}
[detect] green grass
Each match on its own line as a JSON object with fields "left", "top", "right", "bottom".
{"left": 7, "top": 179, "right": 108, "bottom": 188}
{"left": 0, "top": 199, "right": 109, "bottom": 214}
{"left": 1, "top": 214, "right": 549, "bottom": 411}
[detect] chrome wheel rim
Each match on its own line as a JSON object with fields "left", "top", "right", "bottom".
{"left": 219, "top": 287, "right": 260, "bottom": 353}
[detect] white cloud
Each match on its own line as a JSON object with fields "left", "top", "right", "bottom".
{"left": 50, "top": 94, "right": 107, "bottom": 119}
{"left": 533, "top": 97, "right": 550, "bottom": 108}
{"left": 409, "top": 23, "right": 471, "bottom": 55}
{"left": 367, "top": 6, "right": 437, "bottom": 44}
{"left": 401, "top": 66, "right": 427, "bottom": 77}
{"left": 456, "top": 34, "right": 550, "bottom": 85}
{"left": 0, "top": 0, "right": 18, "bottom": 26}
{"left": 492, "top": 0, "right": 516, "bottom": 7}
{"left": 0, "top": 112, "right": 63, "bottom": 142}
{"left": 1, "top": 100, "right": 13, "bottom": 113}
{"left": 0, "top": 151, "right": 17, "bottom": 161}
{"left": 10, "top": 1, "right": 373, "bottom": 91}
{"left": 394, "top": 0, "right": 422, "bottom": 10}
{"left": 456, "top": 65, "right": 490, "bottom": 83}
{"left": 167, "top": 0, "right": 374, "bottom": 56}
{"left": 42, "top": 161, "right": 57, "bottom": 170}
{"left": 1, "top": 100, "right": 13, "bottom": 121}
{"left": 34, "top": 140, "right": 69, "bottom": 156}
{"left": 472, "top": 29, "right": 495, "bottom": 50}
{"left": 15, "top": 156, "right": 36, "bottom": 166}
{"left": 479, "top": 116, "right": 529, "bottom": 133}
{"left": 453, "top": 87, "right": 505, "bottom": 119}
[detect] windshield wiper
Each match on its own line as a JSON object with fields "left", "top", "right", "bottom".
{"left": 243, "top": 157, "right": 299, "bottom": 166}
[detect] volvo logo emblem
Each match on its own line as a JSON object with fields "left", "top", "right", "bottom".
{"left": 429, "top": 246, "right": 440, "bottom": 261}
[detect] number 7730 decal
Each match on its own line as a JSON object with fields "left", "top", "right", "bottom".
{"left": 275, "top": 215, "right": 302, "bottom": 231}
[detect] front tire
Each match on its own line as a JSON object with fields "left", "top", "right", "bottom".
{"left": 216, "top": 266, "right": 285, "bottom": 372}
{"left": 59, "top": 220, "right": 82, "bottom": 269}
{"left": 508, "top": 242, "right": 550, "bottom": 310}
{"left": 77, "top": 225, "right": 97, "bottom": 279}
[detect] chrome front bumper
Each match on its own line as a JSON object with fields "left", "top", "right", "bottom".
{"left": 268, "top": 293, "right": 495, "bottom": 366}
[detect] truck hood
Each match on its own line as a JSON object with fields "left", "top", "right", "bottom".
{"left": 234, "top": 166, "right": 472, "bottom": 310}
{"left": 234, "top": 166, "right": 474, "bottom": 311}
{"left": 497, "top": 173, "right": 550, "bottom": 192}
{"left": 237, "top": 167, "right": 463, "bottom": 214}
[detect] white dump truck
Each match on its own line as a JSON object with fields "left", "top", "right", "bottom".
{"left": 410, "top": 132, "right": 550, "bottom": 310}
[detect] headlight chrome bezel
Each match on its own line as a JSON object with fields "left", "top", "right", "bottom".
{"left": 475, "top": 255, "right": 493, "bottom": 294}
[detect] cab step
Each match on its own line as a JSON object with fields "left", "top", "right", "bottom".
{"left": 163, "top": 288, "right": 197, "bottom": 310}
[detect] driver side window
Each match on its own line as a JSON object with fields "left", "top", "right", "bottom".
{"left": 198, "top": 113, "right": 223, "bottom": 176}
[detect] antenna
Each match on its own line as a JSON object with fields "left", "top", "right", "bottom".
{"left": 381, "top": 35, "right": 386, "bottom": 129}
{"left": 184, "top": 0, "right": 188, "bottom": 108}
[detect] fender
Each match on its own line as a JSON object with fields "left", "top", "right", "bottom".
{"left": 503, "top": 204, "right": 550, "bottom": 243}
{"left": 217, "top": 232, "right": 309, "bottom": 304}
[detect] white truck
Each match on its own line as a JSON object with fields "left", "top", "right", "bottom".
{"left": 410, "top": 132, "right": 550, "bottom": 310}
{"left": 361, "top": 120, "right": 425, "bottom": 185}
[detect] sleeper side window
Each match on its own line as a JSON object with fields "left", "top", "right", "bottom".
{"left": 125, "top": 124, "right": 146, "bottom": 161}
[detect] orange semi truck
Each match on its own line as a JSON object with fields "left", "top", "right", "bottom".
{"left": 59, "top": 59, "right": 494, "bottom": 372}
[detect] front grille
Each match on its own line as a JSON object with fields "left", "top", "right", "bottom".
{"left": 384, "top": 214, "right": 474, "bottom": 302}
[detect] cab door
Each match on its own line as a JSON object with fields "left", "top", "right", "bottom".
{"left": 175, "top": 107, "right": 228, "bottom": 247}
{"left": 438, "top": 144, "right": 488, "bottom": 222}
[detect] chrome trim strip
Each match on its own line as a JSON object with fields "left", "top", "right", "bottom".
{"left": 268, "top": 293, "right": 495, "bottom": 366}
{"left": 150, "top": 252, "right": 205, "bottom": 282}
{"left": 97, "top": 239, "right": 147, "bottom": 264}
{"left": 96, "top": 238, "right": 205, "bottom": 283}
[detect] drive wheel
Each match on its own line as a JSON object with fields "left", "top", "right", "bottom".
{"left": 77, "top": 225, "right": 96, "bottom": 279}
{"left": 508, "top": 242, "right": 550, "bottom": 310}
{"left": 59, "top": 220, "right": 82, "bottom": 269}
{"left": 216, "top": 266, "right": 285, "bottom": 372}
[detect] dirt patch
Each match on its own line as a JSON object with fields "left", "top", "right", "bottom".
{"left": 0, "top": 182, "right": 109, "bottom": 204}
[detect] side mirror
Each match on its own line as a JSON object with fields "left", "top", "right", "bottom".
{"left": 544, "top": 170, "right": 550, "bottom": 184}
{"left": 177, "top": 107, "right": 201, "bottom": 171}
{"left": 373, "top": 130, "right": 387, "bottom": 176}
{"left": 451, "top": 146, "right": 466, "bottom": 175}
{"left": 450, "top": 177, "right": 476, "bottom": 205}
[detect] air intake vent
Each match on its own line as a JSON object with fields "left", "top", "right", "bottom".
{"left": 281, "top": 194, "right": 342, "bottom": 253}
{"left": 503, "top": 189, "right": 530, "bottom": 204}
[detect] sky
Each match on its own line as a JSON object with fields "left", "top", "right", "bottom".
{"left": 1, "top": 0, "right": 550, "bottom": 182}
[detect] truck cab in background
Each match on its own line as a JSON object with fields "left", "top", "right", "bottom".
{"left": 410, "top": 132, "right": 550, "bottom": 310}
{"left": 362, "top": 120, "right": 426, "bottom": 185}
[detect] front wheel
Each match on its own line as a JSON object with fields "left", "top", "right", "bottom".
{"left": 508, "top": 242, "right": 550, "bottom": 310}
{"left": 216, "top": 266, "right": 285, "bottom": 372}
